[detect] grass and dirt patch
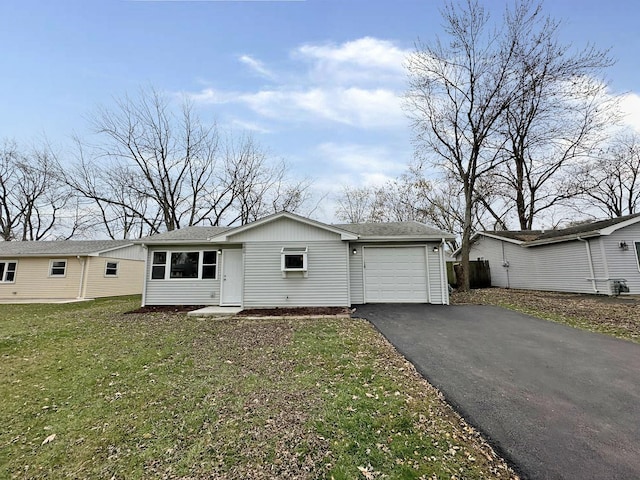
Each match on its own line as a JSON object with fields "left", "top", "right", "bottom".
{"left": 452, "top": 288, "right": 640, "bottom": 342}
{"left": 1, "top": 296, "right": 516, "bottom": 479}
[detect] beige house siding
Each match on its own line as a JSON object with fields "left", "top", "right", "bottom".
{"left": 0, "top": 256, "right": 83, "bottom": 299}
{"left": 0, "top": 255, "right": 145, "bottom": 300}
{"left": 84, "top": 257, "right": 145, "bottom": 298}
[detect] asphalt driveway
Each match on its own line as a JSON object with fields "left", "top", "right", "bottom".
{"left": 355, "top": 304, "right": 640, "bottom": 480}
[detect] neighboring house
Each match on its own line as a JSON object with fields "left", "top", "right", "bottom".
{"left": 458, "top": 214, "right": 640, "bottom": 295}
{"left": 0, "top": 240, "right": 146, "bottom": 301}
{"left": 137, "top": 211, "right": 454, "bottom": 307}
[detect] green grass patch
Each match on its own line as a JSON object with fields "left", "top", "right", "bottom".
{"left": 1, "top": 297, "right": 515, "bottom": 479}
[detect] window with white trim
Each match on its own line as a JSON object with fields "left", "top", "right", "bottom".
{"left": 635, "top": 241, "right": 640, "bottom": 271}
{"left": 0, "top": 261, "right": 17, "bottom": 283}
{"left": 281, "top": 247, "right": 308, "bottom": 271}
{"left": 151, "top": 252, "right": 166, "bottom": 279}
{"left": 105, "top": 261, "right": 119, "bottom": 277}
{"left": 150, "top": 250, "right": 217, "bottom": 280}
{"left": 50, "top": 259, "right": 67, "bottom": 277}
{"left": 202, "top": 251, "right": 217, "bottom": 279}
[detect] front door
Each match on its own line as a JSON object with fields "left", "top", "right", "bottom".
{"left": 220, "top": 249, "right": 243, "bottom": 306}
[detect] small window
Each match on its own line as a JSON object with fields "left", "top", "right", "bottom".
{"left": 105, "top": 261, "right": 119, "bottom": 277}
{"left": 635, "top": 242, "right": 640, "bottom": 271}
{"left": 202, "top": 251, "right": 217, "bottom": 279}
{"left": 151, "top": 251, "right": 166, "bottom": 279}
{"left": 0, "top": 261, "right": 17, "bottom": 283}
{"left": 170, "top": 252, "right": 199, "bottom": 278}
{"left": 281, "top": 247, "right": 308, "bottom": 271}
{"left": 50, "top": 260, "right": 67, "bottom": 277}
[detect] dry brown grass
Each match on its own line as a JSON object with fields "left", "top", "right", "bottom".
{"left": 452, "top": 288, "right": 640, "bottom": 342}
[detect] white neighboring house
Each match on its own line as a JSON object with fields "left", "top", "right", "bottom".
{"left": 458, "top": 214, "right": 640, "bottom": 295}
{"left": 137, "top": 211, "right": 455, "bottom": 307}
{"left": 0, "top": 240, "right": 146, "bottom": 302}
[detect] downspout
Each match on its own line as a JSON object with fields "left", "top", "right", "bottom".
{"left": 440, "top": 238, "right": 448, "bottom": 305}
{"left": 141, "top": 244, "right": 148, "bottom": 307}
{"left": 501, "top": 241, "right": 510, "bottom": 289}
{"left": 77, "top": 256, "right": 87, "bottom": 299}
{"left": 577, "top": 237, "right": 598, "bottom": 293}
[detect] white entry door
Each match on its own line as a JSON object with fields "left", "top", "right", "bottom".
{"left": 364, "top": 246, "right": 428, "bottom": 303}
{"left": 220, "top": 249, "right": 243, "bottom": 306}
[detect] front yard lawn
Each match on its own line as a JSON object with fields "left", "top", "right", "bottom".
{"left": 0, "top": 296, "right": 516, "bottom": 479}
{"left": 452, "top": 288, "right": 640, "bottom": 343}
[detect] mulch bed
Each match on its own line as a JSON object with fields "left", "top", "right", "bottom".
{"left": 239, "top": 306, "right": 351, "bottom": 317}
{"left": 125, "top": 305, "right": 206, "bottom": 314}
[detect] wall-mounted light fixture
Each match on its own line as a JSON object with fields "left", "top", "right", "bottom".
{"left": 619, "top": 241, "right": 629, "bottom": 251}
{"left": 433, "top": 246, "right": 439, "bottom": 252}
{"left": 217, "top": 248, "right": 222, "bottom": 255}
{"left": 352, "top": 248, "right": 357, "bottom": 255}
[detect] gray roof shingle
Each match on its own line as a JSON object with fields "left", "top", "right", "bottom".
{"left": 481, "top": 213, "right": 640, "bottom": 244}
{"left": 0, "top": 240, "right": 135, "bottom": 256}
{"left": 139, "top": 226, "right": 233, "bottom": 243}
{"left": 334, "top": 221, "right": 455, "bottom": 239}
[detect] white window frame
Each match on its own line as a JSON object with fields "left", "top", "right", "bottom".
{"left": 201, "top": 250, "right": 218, "bottom": 279}
{"left": 0, "top": 260, "right": 17, "bottom": 283}
{"left": 49, "top": 259, "right": 67, "bottom": 277}
{"left": 635, "top": 241, "right": 640, "bottom": 272}
{"left": 149, "top": 250, "right": 218, "bottom": 280}
{"left": 281, "top": 246, "right": 308, "bottom": 272}
{"left": 104, "top": 261, "right": 119, "bottom": 277}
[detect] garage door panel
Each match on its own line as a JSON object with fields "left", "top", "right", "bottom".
{"left": 364, "top": 247, "right": 428, "bottom": 303}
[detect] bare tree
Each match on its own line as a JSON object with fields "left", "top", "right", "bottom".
{"left": 66, "top": 87, "right": 309, "bottom": 237}
{"left": 576, "top": 132, "right": 640, "bottom": 217}
{"left": 0, "top": 140, "right": 76, "bottom": 241}
{"left": 335, "top": 186, "right": 382, "bottom": 223}
{"left": 493, "top": 18, "right": 615, "bottom": 229}
{"left": 405, "top": 0, "right": 541, "bottom": 290}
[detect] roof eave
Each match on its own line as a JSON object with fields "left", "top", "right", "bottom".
{"left": 524, "top": 231, "right": 600, "bottom": 247}
{"left": 353, "top": 234, "right": 455, "bottom": 242}
{"left": 477, "top": 232, "right": 526, "bottom": 245}
{"left": 209, "top": 212, "right": 359, "bottom": 242}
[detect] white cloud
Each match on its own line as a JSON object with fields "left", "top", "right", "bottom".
{"left": 185, "top": 37, "right": 410, "bottom": 130}
{"left": 239, "top": 55, "right": 276, "bottom": 80}
{"left": 238, "top": 87, "right": 405, "bottom": 128}
{"left": 230, "top": 119, "right": 272, "bottom": 134}
{"left": 315, "top": 142, "right": 406, "bottom": 185}
{"left": 295, "top": 37, "right": 409, "bottom": 87}
{"left": 620, "top": 92, "right": 640, "bottom": 132}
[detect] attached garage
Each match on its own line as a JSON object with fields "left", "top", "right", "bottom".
{"left": 363, "top": 246, "right": 428, "bottom": 303}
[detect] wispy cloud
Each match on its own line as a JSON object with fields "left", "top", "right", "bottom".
{"left": 238, "top": 87, "right": 405, "bottom": 128}
{"left": 239, "top": 54, "right": 276, "bottom": 80}
{"left": 185, "top": 37, "right": 410, "bottom": 130}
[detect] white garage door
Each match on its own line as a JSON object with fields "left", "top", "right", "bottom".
{"left": 364, "top": 246, "right": 428, "bottom": 303}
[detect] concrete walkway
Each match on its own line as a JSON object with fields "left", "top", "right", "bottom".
{"left": 187, "top": 306, "right": 242, "bottom": 317}
{"left": 355, "top": 303, "right": 640, "bottom": 480}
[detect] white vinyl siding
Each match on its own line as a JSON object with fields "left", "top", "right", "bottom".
{"left": 242, "top": 241, "right": 349, "bottom": 308}
{"left": 144, "top": 246, "right": 224, "bottom": 305}
{"left": 226, "top": 217, "right": 341, "bottom": 242}
{"left": 601, "top": 222, "right": 640, "bottom": 295}
{"left": 349, "top": 245, "right": 364, "bottom": 304}
{"left": 469, "top": 229, "right": 640, "bottom": 295}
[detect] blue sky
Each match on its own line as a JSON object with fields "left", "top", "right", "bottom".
{"left": 2, "top": 0, "right": 640, "bottom": 221}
